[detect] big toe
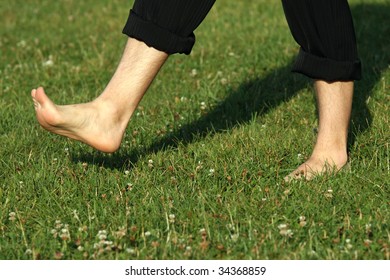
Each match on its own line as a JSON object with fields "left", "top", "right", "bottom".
{"left": 31, "top": 88, "right": 37, "bottom": 98}
{"left": 34, "top": 87, "right": 54, "bottom": 108}
{"left": 31, "top": 89, "right": 41, "bottom": 109}
{"left": 284, "top": 170, "right": 305, "bottom": 182}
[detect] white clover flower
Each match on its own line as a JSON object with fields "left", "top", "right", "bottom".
{"left": 227, "top": 223, "right": 235, "bottom": 231}
{"left": 114, "top": 227, "right": 127, "bottom": 239}
{"left": 8, "top": 212, "right": 16, "bottom": 221}
{"left": 285, "top": 229, "right": 293, "bottom": 237}
{"left": 168, "top": 214, "right": 176, "bottom": 223}
{"left": 78, "top": 225, "right": 87, "bottom": 232}
{"left": 60, "top": 233, "right": 69, "bottom": 239}
{"left": 126, "top": 248, "right": 135, "bottom": 254}
{"left": 278, "top": 224, "right": 293, "bottom": 237}
{"left": 324, "top": 189, "right": 333, "bottom": 198}
{"left": 55, "top": 220, "right": 63, "bottom": 229}
{"left": 220, "top": 78, "right": 228, "bottom": 85}
{"left": 345, "top": 239, "right": 353, "bottom": 249}
{"left": 59, "top": 225, "right": 70, "bottom": 238}
{"left": 42, "top": 59, "right": 54, "bottom": 67}
{"left": 190, "top": 69, "right": 197, "bottom": 77}
{"left": 299, "top": 216, "right": 307, "bottom": 227}
{"left": 144, "top": 231, "right": 151, "bottom": 237}
{"left": 209, "top": 168, "right": 215, "bottom": 175}
{"left": 97, "top": 230, "right": 108, "bottom": 240}
{"left": 364, "top": 239, "right": 372, "bottom": 246}
{"left": 126, "top": 183, "right": 133, "bottom": 191}
{"left": 17, "top": 40, "right": 26, "bottom": 48}
{"left": 278, "top": 224, "right": 287, "bottom": 230}
{"left": 60, "top": 230, "right": 70, "bottom": 240}
{"left": 231, "top": 233, "right": 239, "bottom": 242}
{"left": 195, "top": 161, "right": 203, "bottom": 172}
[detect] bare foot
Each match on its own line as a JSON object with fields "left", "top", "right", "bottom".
{"left": 284, "top": 80, "right": 354, "bottom": 182}
{"left": 31, "top": 87, "right": 128, "bottom": 153}
{"left": 284, "top": 153, "right": 348, "bottom": 181}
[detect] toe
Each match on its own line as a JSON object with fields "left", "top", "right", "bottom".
{"left": 31, "top": 89, "right": 36, "bottom": 98}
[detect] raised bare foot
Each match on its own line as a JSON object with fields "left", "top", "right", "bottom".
{"left": 284, "top": 152, "right": 348, "bottom": 181}
{"left": 31, "top": 87, "right": 128, "bottom": 153}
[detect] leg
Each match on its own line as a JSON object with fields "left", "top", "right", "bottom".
{"left": 285, "top": 80, "right": 353, "bottom": 180}
{"left": 281, "top": 0, "right": 361, "bottom": 180}
{"left": 32, "top": 0, "right": 215, "bottom": 152}
{"left": 32, "top": 38, "right": 168, "bottom": 153}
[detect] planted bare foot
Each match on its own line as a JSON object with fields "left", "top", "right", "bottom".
{"left": 284, "top": 152, "right": 348, "bottom": 181}
{"left": 31, "top": 87, "right": 128, "bottom": 153}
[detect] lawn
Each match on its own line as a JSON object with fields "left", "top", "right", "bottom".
{"left": 0, "top": 0, "right": 388, "bottom": 260}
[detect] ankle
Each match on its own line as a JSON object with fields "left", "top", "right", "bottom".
{"left": 93, "top": 96, "right": 134, "bottom": 126}
{"left": 309, "top": 148, "right": 348, "bottom": 169}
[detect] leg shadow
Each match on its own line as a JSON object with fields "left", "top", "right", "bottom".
{"left": 147, "top": 62, "right": 309, "bottom": 151}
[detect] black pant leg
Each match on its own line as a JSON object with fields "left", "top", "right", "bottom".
{"left": 282, "top": 0, "right": 361, "bottom": 81}
{"left": 123, "top": 0, "right": 215, "bottom": 55}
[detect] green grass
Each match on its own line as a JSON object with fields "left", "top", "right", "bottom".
{"left": 0, "top": 0, "right": 389, "bottom": 260}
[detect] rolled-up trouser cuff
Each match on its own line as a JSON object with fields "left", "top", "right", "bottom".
{"left": 292, "top": 48, "right": 362, "bottom": 81}
{"left": 122, "top": 10, "right": 195, "bottom": 55}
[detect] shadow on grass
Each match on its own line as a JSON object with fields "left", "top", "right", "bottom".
{"left": 72, "top": 3, "right": 390, "bottom": 169}
{"left": 348, "top": 3, "right": 390, "bottom": 141}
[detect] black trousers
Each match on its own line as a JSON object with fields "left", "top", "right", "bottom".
{"left": 123, "top": 0, "right": 361, "bottom": 81}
